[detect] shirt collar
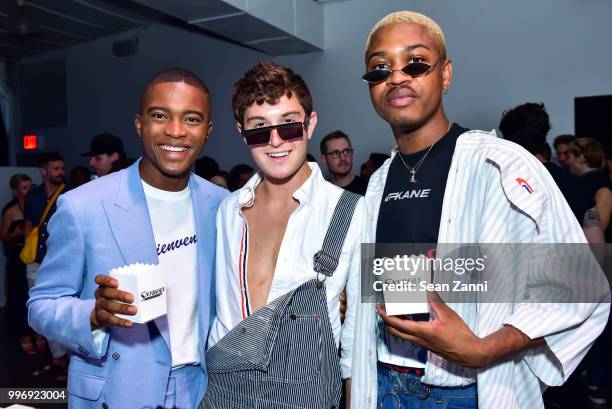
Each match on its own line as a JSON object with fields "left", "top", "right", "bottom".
{"left": 236, "top": 162, "right": 324, "bottom": 209}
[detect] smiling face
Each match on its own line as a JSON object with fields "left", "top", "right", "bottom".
{"left": 135, "top": 81, "right": 212, "bottom": 191}
{"left": 365, "top": 21, "right": 451, "bottom": 132}
{"left": 239, "top": 93, "right": 317, "bottom": 184}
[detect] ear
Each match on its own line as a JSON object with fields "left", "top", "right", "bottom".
{"left": 204, "top": 121, "right": 213, "bottom": 143}
{"left": 442, "top": 59, "right": 453, "bottom": 93}
{"left": 135, "top": 114, "right": 143, "bottom": 139}
{"left": 110, "top": 152, "right": 120, "bottom": 162}
{"left": 320, "top": 153, "right": 328, "bottom": 167}
{"left": 306, "top": 111, "right": 318, "bottom": 141}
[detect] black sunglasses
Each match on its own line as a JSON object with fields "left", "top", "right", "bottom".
{"left": 241, "top": 122, "right": 305, "bottom": 146}
{"left": 362, "top": 59, "right": 439, "bottom": 83}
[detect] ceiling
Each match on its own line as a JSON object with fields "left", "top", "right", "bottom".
{"left": 0, "top": 0, "right": 323, "bottom": 61}
{"left": 0, "top": 0, "right": 167, "bottom": 61}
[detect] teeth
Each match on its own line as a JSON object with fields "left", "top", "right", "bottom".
{"left": 268, "top": 151, "right": 289, "bottom": 158}
{"left": 160, "top": 145, "right": 188, "bottom": 152}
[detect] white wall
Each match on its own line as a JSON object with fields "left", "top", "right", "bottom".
{"left": 278, "top": 0, "right": 612, "bottom": 169}
{"left": 13, "top": 0, "right": 612, "bottom": 173}
{"left": 15, "top": 23, "right": 271, "bottom": 171}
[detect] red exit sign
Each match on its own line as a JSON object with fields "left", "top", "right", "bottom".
{"left": 23, "top": 134, "right": 37, "bottom": 150}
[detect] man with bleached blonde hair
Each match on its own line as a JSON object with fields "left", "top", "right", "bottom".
{"left": 351, "top": 10, "right": 610, "bottom": 409}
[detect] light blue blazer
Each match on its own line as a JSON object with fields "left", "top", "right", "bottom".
{"left": 27, "top": 160, "right": 228, "bottom": 409}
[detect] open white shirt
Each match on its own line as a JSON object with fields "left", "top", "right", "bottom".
{"left": 208, "top": 163, "right": 364, "bottom": 379}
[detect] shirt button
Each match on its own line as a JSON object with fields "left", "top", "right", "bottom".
{"left": 112, "top": 352, "right": 120, "bottom": 360}
{"left": 367, "top": 397, "right": 372, "bottom": 403}
{"left": 368, "top": 349, "right": 372, "bottom": 356}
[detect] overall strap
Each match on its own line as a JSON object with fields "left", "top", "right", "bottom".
{"left": 313, "top": 190, "right": 360, "bottom": 279}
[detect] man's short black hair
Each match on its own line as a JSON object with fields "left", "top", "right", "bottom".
{"left": 195, "top": 156, "right": 220, "bottom": 180}
{"left": 369, "top": 153, "right": 390, "bottom": 169}
{"left": 320, "top": 130, "right": 351, "bottom": 154}
{"left": 38, "top": 153, "right": 64, "bottom": 168}
{"left": 499, "top": 102, "right": 550, "bottom": 155}
{"left": 553, "top": 134, "right": 576, "bottom": 149}
{"left": 140, "top": 68, "right": 210, "bottom": 114}
{"left": 230, "top": 164, "right": 254, "bottom": 177}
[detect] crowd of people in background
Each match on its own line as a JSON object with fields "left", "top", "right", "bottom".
{"left": 194, "top": 140, "right": 390, "bottom": 194}
{"left": 0, "top": 128, "right": 391, "bottom": 379}
{"left": 2, "top": 104, "right": 610, "bottom": 402}
{"left": 0, "top": 4, "right": 608, "bottom": 408}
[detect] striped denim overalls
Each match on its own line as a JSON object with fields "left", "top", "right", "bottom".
{"left": 200, "top": 191, "right": 360, "bottom": 409}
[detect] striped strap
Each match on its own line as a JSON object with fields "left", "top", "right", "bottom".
{"left": 313, "top": 190, "right": 360, "bottom": 278}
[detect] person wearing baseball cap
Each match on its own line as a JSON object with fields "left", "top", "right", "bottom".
{"left": 81, "top": 133, "right": 125, "bottom": 177}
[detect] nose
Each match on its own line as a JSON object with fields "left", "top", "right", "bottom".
{"left": 269, "top": 128, "right": 284, "bottom": 148}
{"left": 386, "top": 67, "right": 412, "bottom": 86}
{"left": 165, "top": 118, "right": 186, "bottom": 138}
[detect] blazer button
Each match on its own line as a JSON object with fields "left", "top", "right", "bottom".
{"left": 112, "top": 352, "right": 120, "bottom": 360}
{"left": 102, "top": 403, "right": 109, "bottom": 409}
{"left": 290, "top": 313, "right": 297, "bottom": 320}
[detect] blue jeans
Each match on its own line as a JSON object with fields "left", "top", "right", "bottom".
{"left": 377, "top": 363, "right": 477, "bottom": 409}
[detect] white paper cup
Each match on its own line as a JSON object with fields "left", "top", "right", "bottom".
{"left": 109, "top": 263, "right": 167, "bottom": 324}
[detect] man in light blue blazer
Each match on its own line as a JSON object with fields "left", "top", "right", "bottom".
{"left": 28, "top": 68, "right": 228, "bottom": 409}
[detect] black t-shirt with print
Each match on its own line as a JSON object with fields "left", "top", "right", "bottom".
{"left": 376, "top": 123, "right": 469, "bottom": 244}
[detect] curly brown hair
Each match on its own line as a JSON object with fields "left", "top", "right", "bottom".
{"left": 232, "top": 61, "right": 313, "bottom": 128}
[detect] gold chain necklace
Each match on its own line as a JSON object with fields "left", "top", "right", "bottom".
{"left": 396, "top": 123, "right": 452, "bottom": 183}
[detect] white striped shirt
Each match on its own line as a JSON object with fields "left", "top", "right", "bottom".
{"left": 351, "top": 130, "right": 611, "bottom": 409}
{"left": 208, "top": 163, "right": 364, "bottom": 379}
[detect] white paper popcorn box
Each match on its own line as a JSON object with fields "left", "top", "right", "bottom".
{"left": 381, "top": 255, "right": 430, "bottom": 316}
{"left": 109, "top": 263, "right": 166, "bottom": 324}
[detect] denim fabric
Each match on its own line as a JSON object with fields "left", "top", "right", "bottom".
{"left": 201, "top": 280, "right": 342, "bottom": 409}
{"left": 377, "top": 363, "right": 477, "bottom": 409}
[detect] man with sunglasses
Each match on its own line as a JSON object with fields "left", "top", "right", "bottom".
{"left": 351, "top": 11, "right": 610, "bottom": 409}
{"left": 320, "top": 130, "right": 368, "bottom": 196}
{"left": 203, "top": 61, "right": 363, "bottom": 408}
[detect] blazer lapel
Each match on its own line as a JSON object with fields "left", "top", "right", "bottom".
{"left": 189, "top": 176, "right": 216, "bottom": 354}
{"left": 102, "top": 161, "right": 172, "bottom": 352}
